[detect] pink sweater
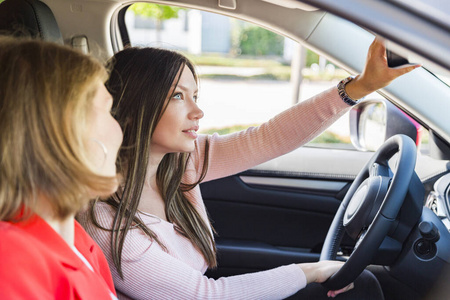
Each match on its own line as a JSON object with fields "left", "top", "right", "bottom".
{"left": 78, "top": 87, "right": 352, "bottom": 299}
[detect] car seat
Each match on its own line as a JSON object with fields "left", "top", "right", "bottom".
{"left": 0, "top": 0, "right": 63, "bottom": 44}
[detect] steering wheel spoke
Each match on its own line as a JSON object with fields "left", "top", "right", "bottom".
{"left": 369, "top": 162, "right": 390, "bottom": 177}
{"left": 354, "top": 228, "right": 368, "bottom": 250}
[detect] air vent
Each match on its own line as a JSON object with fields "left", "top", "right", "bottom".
{"left": 426, "top": 192, "right": 439, "bottom": 214}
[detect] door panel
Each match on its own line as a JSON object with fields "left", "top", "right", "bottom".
{"left": 203, "top": 147, "right": 372, "bottom": 278}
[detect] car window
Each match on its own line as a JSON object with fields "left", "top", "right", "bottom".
{"left": 123, "top": 3, "right": 429, "bottom": 153}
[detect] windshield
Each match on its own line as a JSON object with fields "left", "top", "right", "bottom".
{"left": 426, "top": 68, "right": 450, "bottom": 87}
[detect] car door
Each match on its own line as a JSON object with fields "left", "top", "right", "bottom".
{"left": 202, "top": 145, "right": 373, "bottom": 278}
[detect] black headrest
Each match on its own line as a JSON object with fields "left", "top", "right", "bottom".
{"left": 0, "top": 0, "right": 63, "bottom": 44}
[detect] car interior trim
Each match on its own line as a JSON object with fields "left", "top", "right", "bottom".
{"left": 239, "top": 176, "right": 348, "bottom": 192}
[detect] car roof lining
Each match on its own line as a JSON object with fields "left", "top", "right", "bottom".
{"left": 261, "top": 0, "right": 317, "bottom": 11}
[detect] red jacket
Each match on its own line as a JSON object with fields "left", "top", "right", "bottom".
{"left": 0, "top": 215, "right": 116, "bottom": 299}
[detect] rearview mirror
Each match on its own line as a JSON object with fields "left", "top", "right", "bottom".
{"left": 349, "top": 99, "right": 421, "bottom": 151}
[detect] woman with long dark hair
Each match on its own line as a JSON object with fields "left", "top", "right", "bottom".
{"left": 78, "top": 38, "right": 418, "bottom": 299}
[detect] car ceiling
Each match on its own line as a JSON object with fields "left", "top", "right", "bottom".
{"left": 42, "top": 0, "right": 450, "bottom": 143}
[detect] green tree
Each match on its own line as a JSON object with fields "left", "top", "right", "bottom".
{"left": 130, "top": 4, "right": 182, "bottom": 44}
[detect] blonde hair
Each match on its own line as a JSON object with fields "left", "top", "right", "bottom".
{"left": 0, "top": 37, "right": 118, "bottom": 221}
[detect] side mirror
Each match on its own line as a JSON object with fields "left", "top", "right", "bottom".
{"left": 349, "top": 99, "right": 422, "bottom": 151}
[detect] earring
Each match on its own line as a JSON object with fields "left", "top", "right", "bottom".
{"left": 91, "top": 138, "right": 108, "bottom": 168}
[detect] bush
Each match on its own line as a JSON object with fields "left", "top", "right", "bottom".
{"left": 238, "top": 26, "right": 284, "bottom": 56}
{"left": 310, "top": 131, "right": 351, "bottom": 144}
{"left": 306, "top": 50, "right": 319, "bottom": 67}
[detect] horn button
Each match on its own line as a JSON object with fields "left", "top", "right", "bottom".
{"left": 343, "top": 176, "right": 391, "bottom": 239}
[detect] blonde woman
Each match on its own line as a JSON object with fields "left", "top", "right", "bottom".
{"left": 0, "top": 37, "right": 122, "bottom": 299}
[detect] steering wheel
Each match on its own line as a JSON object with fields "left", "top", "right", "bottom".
{"left": 320, "top": 134, "right": 417, "bottom": 290}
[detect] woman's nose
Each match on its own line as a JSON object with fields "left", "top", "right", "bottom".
{"left": 190, "top": 102, "right": 204, "bottom": 120}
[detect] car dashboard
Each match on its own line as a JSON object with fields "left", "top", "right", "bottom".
{"left": 426, "top": 172, "right": 450, "bottom": 231}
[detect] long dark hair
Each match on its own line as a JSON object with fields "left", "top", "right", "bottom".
{"left": 90, "top": 47, "right": 215, "bottom": 278}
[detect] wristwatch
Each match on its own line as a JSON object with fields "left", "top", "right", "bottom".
{"left": 337, "top": 75, "right": 360, "bottom": 106}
